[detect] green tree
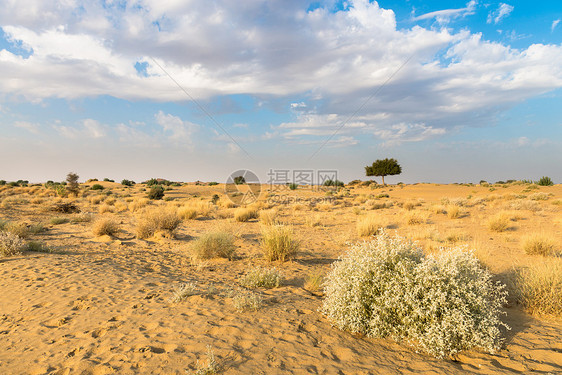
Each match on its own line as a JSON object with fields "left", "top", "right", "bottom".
{"left": 234, "top": 176, "right": 246, "bottom": 185}
{"left": 66, "top": 172, "right": 80, "bottom": 196}
{"left": 365, "top": 158, "right": 402, "bottom": 186}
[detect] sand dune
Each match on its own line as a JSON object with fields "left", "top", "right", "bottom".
{"left": 1, "top": 183, "right": 561, "bottom": 374}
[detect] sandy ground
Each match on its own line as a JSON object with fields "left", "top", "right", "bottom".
{"left": 1, "top": 182, "right": 561, "bottom": 374}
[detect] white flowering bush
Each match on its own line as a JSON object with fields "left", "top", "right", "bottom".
{"left": 0, "top": 231, "right": 24, "bottom": 257}
{"left": 322, "top": 230, "right": 509, "bottom": 358}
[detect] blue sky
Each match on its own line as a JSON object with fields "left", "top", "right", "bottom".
{"left": 0, "top": 0, "right": 561, "bottom": 184}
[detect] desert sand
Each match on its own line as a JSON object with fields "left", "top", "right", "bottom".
{"left": 1, "top": 181, "right": 561, "bottom": 374}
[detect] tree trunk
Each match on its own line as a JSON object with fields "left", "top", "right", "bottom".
{"left": 382, "top": 175, "right": 385, "bottom": 186}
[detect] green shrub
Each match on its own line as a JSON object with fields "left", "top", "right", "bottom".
{"left": 208, "top": 182, "right": 219, "bottom": 186}
{"left": 323, "top": 179, "right": 344, "bottom": 187}
{"left": 288, "top": 183, "right": 298, "bottom": 190}
{"left": 321, "top": 231, "right": 509, "bottom": 359}
{"left": 536, "top": 176, "right": 554, "bottom": 186}
{"left": 91, "top": 184, "right": 104, "bottom": 190}
{"left": 148, "top": 185, "right": 165, "bottom": 200}
{"left": 121, "top": 179, "right": 135, "bottom": 186}
{"left": 240, "top": 266, "right": 282, "bottom": 288}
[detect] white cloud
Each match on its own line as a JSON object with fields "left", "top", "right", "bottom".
{"left": 412, "top": 0, "right": 477, "bottom": 23}
{"left": 155, "top": 111, "right": 198, "bottom": 145}
{"left": 14, "top": 121, "right": 40, "bottom": 134}
{"left": 53, "top": 119, "right": 106, "bottom": 139}
{"left": 487, "top": 3, "right": 514, "bottom": 24}
{"left": 552, "top": 19, "right": 560, "bottom": 32}
{"left": 0, "top": 0, "right": 561, "bottom": 146}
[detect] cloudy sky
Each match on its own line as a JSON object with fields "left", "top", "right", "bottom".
{"left": 1, "top": 0, "right": 561, "bottom": 184}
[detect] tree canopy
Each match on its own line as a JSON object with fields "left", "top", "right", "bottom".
{"left": 365, "top": 158, "right": 402, "bottom": 185}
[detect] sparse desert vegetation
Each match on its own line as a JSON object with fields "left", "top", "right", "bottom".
{"left": 1, "top": 180, "right": 561, "bottom": 374}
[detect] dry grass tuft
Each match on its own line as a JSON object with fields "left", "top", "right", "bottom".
{"left": 305, "top": 214, "right": 323, "bottom": 227}
{"left": 487, "top": 213, "right": 511, "bottom": 232}
{"left": 136, "top": 207, "right": 182, "bottom": 239}
{"left": 522, "top": 234, "right": 557, "bottom": 256}
{"left": 92, "top": 218, "right": 119, "bottom": 237}
{"left": 511, "top": 258, "right": 562, "bottom": 317}
{"left": 405, "top": 211, "right": 429, "bottom": 225}
{"left": 234, "top": 207, "right": 259, "bottom": 222}
{"left": 128, "top": 197, "right": 150, "bottom": 212}
{"left": 259, "top": 209, "right": 280, "bottom": 225}
{"left": 98, "top": 204, "right": 114, "bottom": 214}
{"left": 357, "top": 215, "right": 385, "bottom": 237}
{"left": 191, "top": 231, "right": 236, "bottom": 260}
{"left": 304, "top": 272, "right": 323, "bottom": 292}
{"left": 446, "top": 205, "right": 460, "bottom": 219}
{"left": 260, "top": 224, "right": 300, "bottom": 262}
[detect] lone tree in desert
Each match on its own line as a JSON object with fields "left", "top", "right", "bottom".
{"left": 66, "top": 172, "right": 80, "bottom": 196}
{"left": 365, "top": 158, "right": 402, "bottom": 186}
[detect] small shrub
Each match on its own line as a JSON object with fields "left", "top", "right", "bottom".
{"left": 208, "top": 182, "right": 219, "bottom": 186}
{"left": 231, "top": 289, "right": 263, "bottom": 312}
{"left": 323, "top": 179, "right": 344, "bottom": 187}
{"left": 0, "top": 232, "right": 24, "bottom": 257}
{"left": 488, "top": 213, "right": 510, "bottom": 232}
{"left": 405, "top": 211, "right": 428, "bottom": 225}
{"left": 260, "top": 224, "right": 299, "bottom": 262}
{"left": 194, "top": 345, "right": 223, "bottom": 375}
{"left": 234, "top": 207, "right": 259, "bottom": 222}
{"left": 92, "top": 218, "right": 119, "bottom": 237}
{"left": 25, "top": 241, "right": 52, "bottom": 253}
{"left": 169, "top": 282, "right": 196, "bottom": 302}
{"left": 403, "top": 202, "right": 415, "bottom": 211}
{"left": 288, "top": 183, "right": 298, "bottom": 190}
{"left": 3, "top": 221, "right": 30, "bottom": 239}
{"left": 322, "top": 231, "right": 509, "bottom": 358}
{"left": 356, "top": 215, "right": 385, "bottom": 237}
{"left": 529, "top": 192, "right": 549, "bottom": 201}
{"left": 522, "top": 234, "right": 557, "bottom": 256}
{"left": 91, "top": 184, "right": 104, "bottom": 190}
{"left": 509, "top": 200, "right": 540, "bottom": 212}
{"left": 240, "top": 266, "right": 282, "bottom": 288}
{"left": 191, "top": 231, "right": 236, "bottom": 260}
{"left": 148, "top": 185, "right": 165, "bottom": 200}
{"left": 50, "top": 217, "right": 69, "bottom": 225}
{"left": 536, "top": 176, "right": 553, "bottom": 186}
